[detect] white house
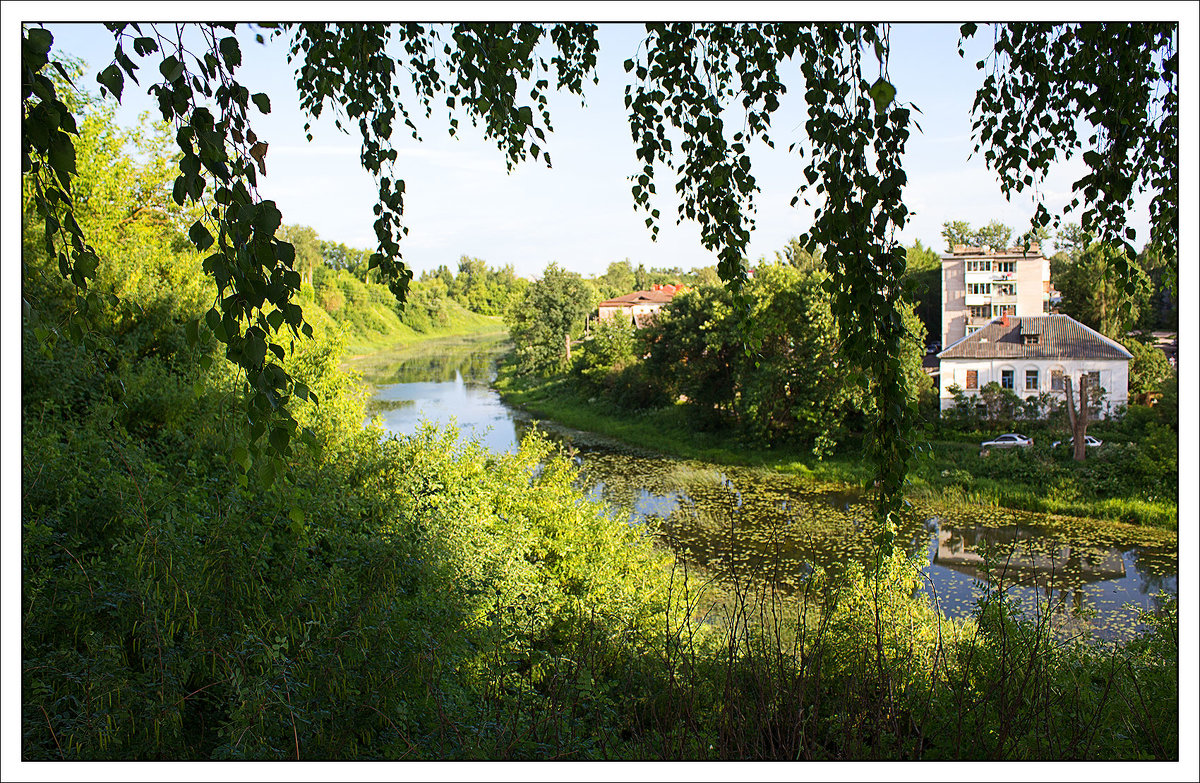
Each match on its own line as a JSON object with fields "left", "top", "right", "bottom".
{"left": 938, "top": 314, "right": 1132, "bottom": 416}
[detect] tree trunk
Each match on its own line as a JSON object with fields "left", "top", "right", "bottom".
{"left": 1063, "top": 374, "right": 1090, "bottom": 462}
{"left": 564, "top": 330, "right": 571, "bottom": 364}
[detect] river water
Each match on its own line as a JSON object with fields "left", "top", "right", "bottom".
{"left": 349, "top": 334, "right": 1178, "bottom": 643}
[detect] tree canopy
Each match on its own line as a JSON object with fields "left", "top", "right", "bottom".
{"left": 22, "top": 21, "right": 1179, "bottom": 542}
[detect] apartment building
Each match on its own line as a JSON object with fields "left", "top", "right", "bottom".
{"left": 940, "top": 243, "right": 1057, "bottom": 348}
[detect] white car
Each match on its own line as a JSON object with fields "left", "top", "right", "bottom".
{"left": 1052, "top": 435, "right": 1103, "bottom": 449}
{"left": 980, "top": 433, "right": 1034, "bottom": 448}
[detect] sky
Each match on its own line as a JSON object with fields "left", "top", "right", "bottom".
{"left": 18, "top": 10, "right": 1174, "bottom": 280}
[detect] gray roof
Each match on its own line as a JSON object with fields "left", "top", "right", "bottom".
{"left": 939, "top": 315, "right": 1132, "bottom": 361}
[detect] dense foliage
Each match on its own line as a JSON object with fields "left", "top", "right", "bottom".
{"left": 567, "top": 260, "right": 929, "bottom": 457}
{"left": 505, "top": 263, "right": 598, "bottom": 376}
{"left": 420, "top": 256, "right": 529, "bottom": 317}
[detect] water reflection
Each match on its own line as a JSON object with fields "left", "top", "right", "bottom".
{"left": 356, "top": 335, "right": 1178, "bottom": 643}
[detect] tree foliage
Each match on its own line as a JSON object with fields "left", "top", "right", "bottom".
{"left": 505, "top": 263, "right": 596, "bottom": 376}
{"left": 1056, "top": 243, "right": 1151, "bottom": 338}
{"left": 939, "top": 219, "right": 1014, "bottom": 251}
{"left": 961, "top": 22, "right": 1177, "bottom": 287}
{"left": 635, "top": 262, "right": 928, "bottom": 455}
{"left": 1125, "top": 338, "right": 1172, "bottom": 398}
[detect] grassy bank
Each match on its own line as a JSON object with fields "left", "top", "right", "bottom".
{"left": 494, "top": 365, "right": 1178, "bottom": 530}
{"left": 298, "top": 281, "right": 505, "bottom": 356}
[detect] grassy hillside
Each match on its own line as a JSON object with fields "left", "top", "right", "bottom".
{"left": 302, "top": 267, "right": 505, "bottom": 354}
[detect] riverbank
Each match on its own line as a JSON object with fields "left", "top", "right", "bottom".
{"left": 494, "top": 364, "right": 1178, "bottom": 530}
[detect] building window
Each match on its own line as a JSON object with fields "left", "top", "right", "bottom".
{"left": 996, "top": 261, "right": 1016, "bottom": 273}
{"left": 1085, "top": 371, "right": 1101, "bottom": 392}
{"left": 1022, "top": 333, "right": 1040, "bottom": 345}
{"left": 969, "top": 305, "right": 990, "bottom": 319}
{"left": 1043, "top": 300, "right": 1052, "bottom": 313}
{"left": 995, "top": 283, "right": 1016, "bottom": 296}
{"left": 1001, "top": 369, "right": 1014, "bottom": 389}
{"left": 966, "top": 260, "right": 991, "bottom": 272}
{"left": 1025, "top": 369, "right": 1039, "bottom": 390}
{"left": 965, "top": 370, "right": 978, "bottom": 390}
{"left": 1050, "top": 369, "right": 1064, "bottom": 391}
{"left": 993, "top": 304, "right": 1016, "bottom": 317}
{"left": 967, "top": 282, "right": 991, "bottom": 295}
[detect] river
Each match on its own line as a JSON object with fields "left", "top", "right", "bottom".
{"left": 348, "top": 333, "right": 1178, "bottom": 643}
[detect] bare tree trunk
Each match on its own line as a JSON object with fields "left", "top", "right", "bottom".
{"left": 1063, "top": 374, "right": 1090, "bottom": 462}
{"left": 564, "top": 330, "right": 571, "bottom": 364}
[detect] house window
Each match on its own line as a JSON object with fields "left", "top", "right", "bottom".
{"left": 1050, "top": 369, "right": 1064, "bottom": 391}
{"left": 996, "top": 261, "right": 1016, "bottom": 273}
{"left": 967, "top": 283, "right": 991, "bottom": 295}
{"left": 1022, "top": 333, "right": 1040, "bottom": 345}
{"left": 1085, "top": 371, "right": 1101, "bottom": 392}
{"left": 1001, "top": 369, "right": 1014, "bottom": 389}
{"left": 1043, "top": 300, "right": 1051, "bottom": 313}
{"left": 993, "top": 304, "right": 1016, "bottom": 317}
{"left": 1025, "top": 369, "right": 1039, "bottom": 390}
{"left": 965, "top": 370, "right": 978, "bottom": 390}
{"left": 966, "top": 260, "right": 991, "bottom": 272}
{"left": 969, "top": 305, "right": 990, "bottom": 319}
{"left": 995, "top": 283, "right": 1016, "bottom": 296}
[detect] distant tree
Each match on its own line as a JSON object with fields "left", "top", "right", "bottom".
{"left": 974, "top": 220, "right": 1013, "bottom": 251}
{"left": 1054, "top": 223, "right": 1090, "bottom": 261}
{"left": 593, "top": 259, "right": 636, "bottom": 299}
{"left": 278, "top": 224, "right": 320, "bottom": 286}
{"left": 320, "top": 240, "right": 374, "bottom": 281}
{"left": 940, "top": 220, "right": 1013, "bottom": 252}
{"left": 1056, "top": 243, "right": 1151, "bottom": 338}
{"left": 1134, "top": 243, "right": 1178, "bottom": 332}
{"left": 940, "top": 220, "right": 975, "bottom": 251}
{"left": 687, "top": 265, "right": 722, "bottom": 287}
{"left": 505, "top": 263, "right": 596, "bottom": 375}
{"left": 1125, "top": 338, "right": 1172, "bottom": 399}
{"left": 772, "top": 237, "right": 825, "bottom": 273}
{"left": 901, "top": 239, "right": 942, "bottom": 345}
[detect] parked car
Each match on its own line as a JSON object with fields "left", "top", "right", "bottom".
{"left": 980, "top": 433, "right": 1034, "bottom": 448}
{"left": 1051, "top": 435, "right": 1103, "bottom": 449}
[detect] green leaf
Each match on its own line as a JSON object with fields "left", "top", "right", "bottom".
{"left": 189, "top": 220, "right": 214, "bottom": 250}
{"left": 269, "top": 427, "right": 290, "bottom": 453}
{"left": 159, "top": 55, "right": 184, "bottom": 83}
{"left": 219, "top": 37, "right": 242, "bottom": 69}
{"left": 251, "top": 92, "right": 271, "bottom": 114}
{"left": 259, "top": 458, "right": 277, "bottom": 488}
{"left": 868, "top": 77, "right": 896, "bottom": 113}
{"left": 26, "top": 28, "right": 53, "bottom": 55}
{"left": 97, "top": 64, "right": 124, "bottom": 100}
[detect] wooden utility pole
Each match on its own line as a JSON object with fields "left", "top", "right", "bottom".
{"left": 1063, "top": 374, "right": 1090, "bottom": 462}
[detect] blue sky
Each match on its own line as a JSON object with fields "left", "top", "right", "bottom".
{"left": 32, "top": 17, "right": 1160, "bottom": 279}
